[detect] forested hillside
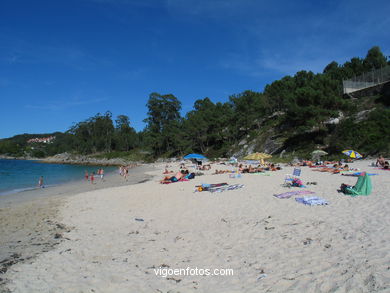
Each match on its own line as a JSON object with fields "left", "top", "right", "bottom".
{"left": 1, "top": 46, "right": 389, "bottom": 160}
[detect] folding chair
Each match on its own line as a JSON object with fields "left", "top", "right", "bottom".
{"left": 284, "top": 168, "right": 301, "bottom": 183}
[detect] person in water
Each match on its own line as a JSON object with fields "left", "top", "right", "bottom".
{"left": 38, "top": 176, "right": 44, "bottom": 188}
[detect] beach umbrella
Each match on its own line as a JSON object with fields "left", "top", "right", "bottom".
{"left": 243, "top": 152, "right": 272, "bottom": 165}
{"left": 183, "top": 153, "right": 208, "bottom": 160}
{"left": 243, "top": 152, "right": 272, "bottom": 160}
{"left": 312, "top": 150, "right": 328, "bottom": 160}
{"left": 342, "top": 150, "right": 363, "bottom": 159}
{"left": 312, "top": 150, "right": 328, "bottom": 156}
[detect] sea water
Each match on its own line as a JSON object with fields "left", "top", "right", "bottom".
{"left": 0, "top": 159, "right": 116, "bottom": 196}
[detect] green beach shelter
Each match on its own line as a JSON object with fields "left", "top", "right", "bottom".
{"left": 344, "top": 172, "right": 372, "bottom": 196}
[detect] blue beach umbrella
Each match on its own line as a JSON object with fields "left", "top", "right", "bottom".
{"left": 183, "top": 153, "right": 208, "bottom": 160}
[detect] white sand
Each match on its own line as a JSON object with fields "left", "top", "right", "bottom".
{"left": 4, "top": 160, "right": 390, "bottom": 292}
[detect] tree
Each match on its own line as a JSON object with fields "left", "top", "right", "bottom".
{"left": 229, "top": 91, "right": 267, "bottom": 132}
{"left": 115, "top": 115, "right": 137, "bottom": 151}
{"left": 323, "top": 61, "right": 339, "bottom": 74}
{"left": 68, "top": 111, "right": 114, "bottom": 154}
{"left": 363, "top": 46, "right": 387, "bottom": 70}
{"left": 144, "top": 93, "right": 182, "bottom": 156}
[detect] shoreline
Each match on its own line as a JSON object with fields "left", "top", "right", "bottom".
{"left": 0, "top": 160, "right": 145, "bottom": 200}
{"left": 0, "top": 164, "right": 157, "bottom": 291}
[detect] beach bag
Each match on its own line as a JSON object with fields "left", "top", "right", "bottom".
{"left": 187, "top": 173, "right": 195, "bottom": 179}
{"left": 292, "top": 178, "right": 304, "bottom": 187}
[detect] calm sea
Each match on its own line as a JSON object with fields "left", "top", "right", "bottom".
{"left": 0, "top": 159, "right": 116, "bottom": 196}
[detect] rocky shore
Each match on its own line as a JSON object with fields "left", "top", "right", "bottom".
{"left": 0, "top": 155, "right": 39, "bottom": 161}
{"left": 42, "top": 153, "right": 140, "bottom": 166}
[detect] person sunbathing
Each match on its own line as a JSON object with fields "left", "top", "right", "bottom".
{"left": 241, "top": 167, "right": 250, "bottom": 173}
{"left": 160, "top": 171, "right": 184, "bottom": 183}
{"left": 203, "top": 164, "right": 211, "bottom": 170}
{"left": 376, "top": 155, "right": 386, "bottom": 167}
{"left": 255, "top": 165, "right": 264, "bottom": 172}
{"left": 248, "top": 165, "right": 256, "bottom": 173}
{"left": 213, "top": 169, "right": 226, "bottom": 174}
{"left": 312, "top": 167, "right": 339, "bottom": 173}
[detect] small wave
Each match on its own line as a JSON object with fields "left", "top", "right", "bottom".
{"left": 0, "top": 187, "right": 38, "bottom": 196}
{"left": 0, "top": 185, "right": 57, "bottom": 196}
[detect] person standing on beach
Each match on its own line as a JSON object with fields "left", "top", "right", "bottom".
{"left": 38, "top": 176, "right": 44, "bottom": 188}
{"left": 90, "top": 172, "right": 95, "bottom": 184}
{"left": 100, "top": 168, "right": 104, "bottom": 180}
{"left": 85, "top": 170, "right": 89, "bottom": 181}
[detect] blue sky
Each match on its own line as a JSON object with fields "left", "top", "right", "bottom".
{"left": 1, "top": 0, "right": 389, "bottom": 138}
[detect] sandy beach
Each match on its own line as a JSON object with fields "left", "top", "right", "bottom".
{"left": 0, "top": 165, "right": 154, "bottom": 292}
{"left": 1, "top": 160, "right": 389, "bottom": 292}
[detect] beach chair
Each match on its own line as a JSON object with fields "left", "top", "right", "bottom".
{"left": 284, "top": 168, "right": 301, "bottom": 183}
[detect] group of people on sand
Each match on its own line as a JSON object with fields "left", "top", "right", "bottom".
{"left": 376, "top": 155, "right": 389, "bottom": 169}
{"left": 213, "top": 163, "right": 281, "bottom": 174}
{"left": 84, "top": 168, "right": 105, "bottom": 184}
{"left": 311, "top": 163, "right": 351, "bottom": 174}
{"left": 240, "top": 163, "right": 281, "bottom": 173}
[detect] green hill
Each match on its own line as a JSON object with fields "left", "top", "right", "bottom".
{"left": 1, "top": 46, "right": 389, "bottom": 161}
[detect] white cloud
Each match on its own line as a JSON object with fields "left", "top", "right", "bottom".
{"left": 25, "top": 97, "right": 107, "bottom": 111}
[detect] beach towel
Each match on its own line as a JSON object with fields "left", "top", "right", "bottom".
{"left": 343, "top": 172, "right": 372, "bottom": 196}
{"left": 341, "top": 172, "right": 378, "bottom": 177}
{"left": 274, "top": 190, "right": 315, "bottom": 199}
{"left": 229, "top": 173, "right": 243, "bottom": 178}
{"left": 195, "top": 183, "right": 228, "bottom": 192}
{"left": 208, "top": 184, "right": 244, "bottom": 193}
{"left": 258, "top": 172, "right": 271, "bottom": 176}
{"left": 161, "top": 177, "right": 189, "bottom": 184}
{"left": 295, "top": 196, "right": 328, "bottom": 206}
